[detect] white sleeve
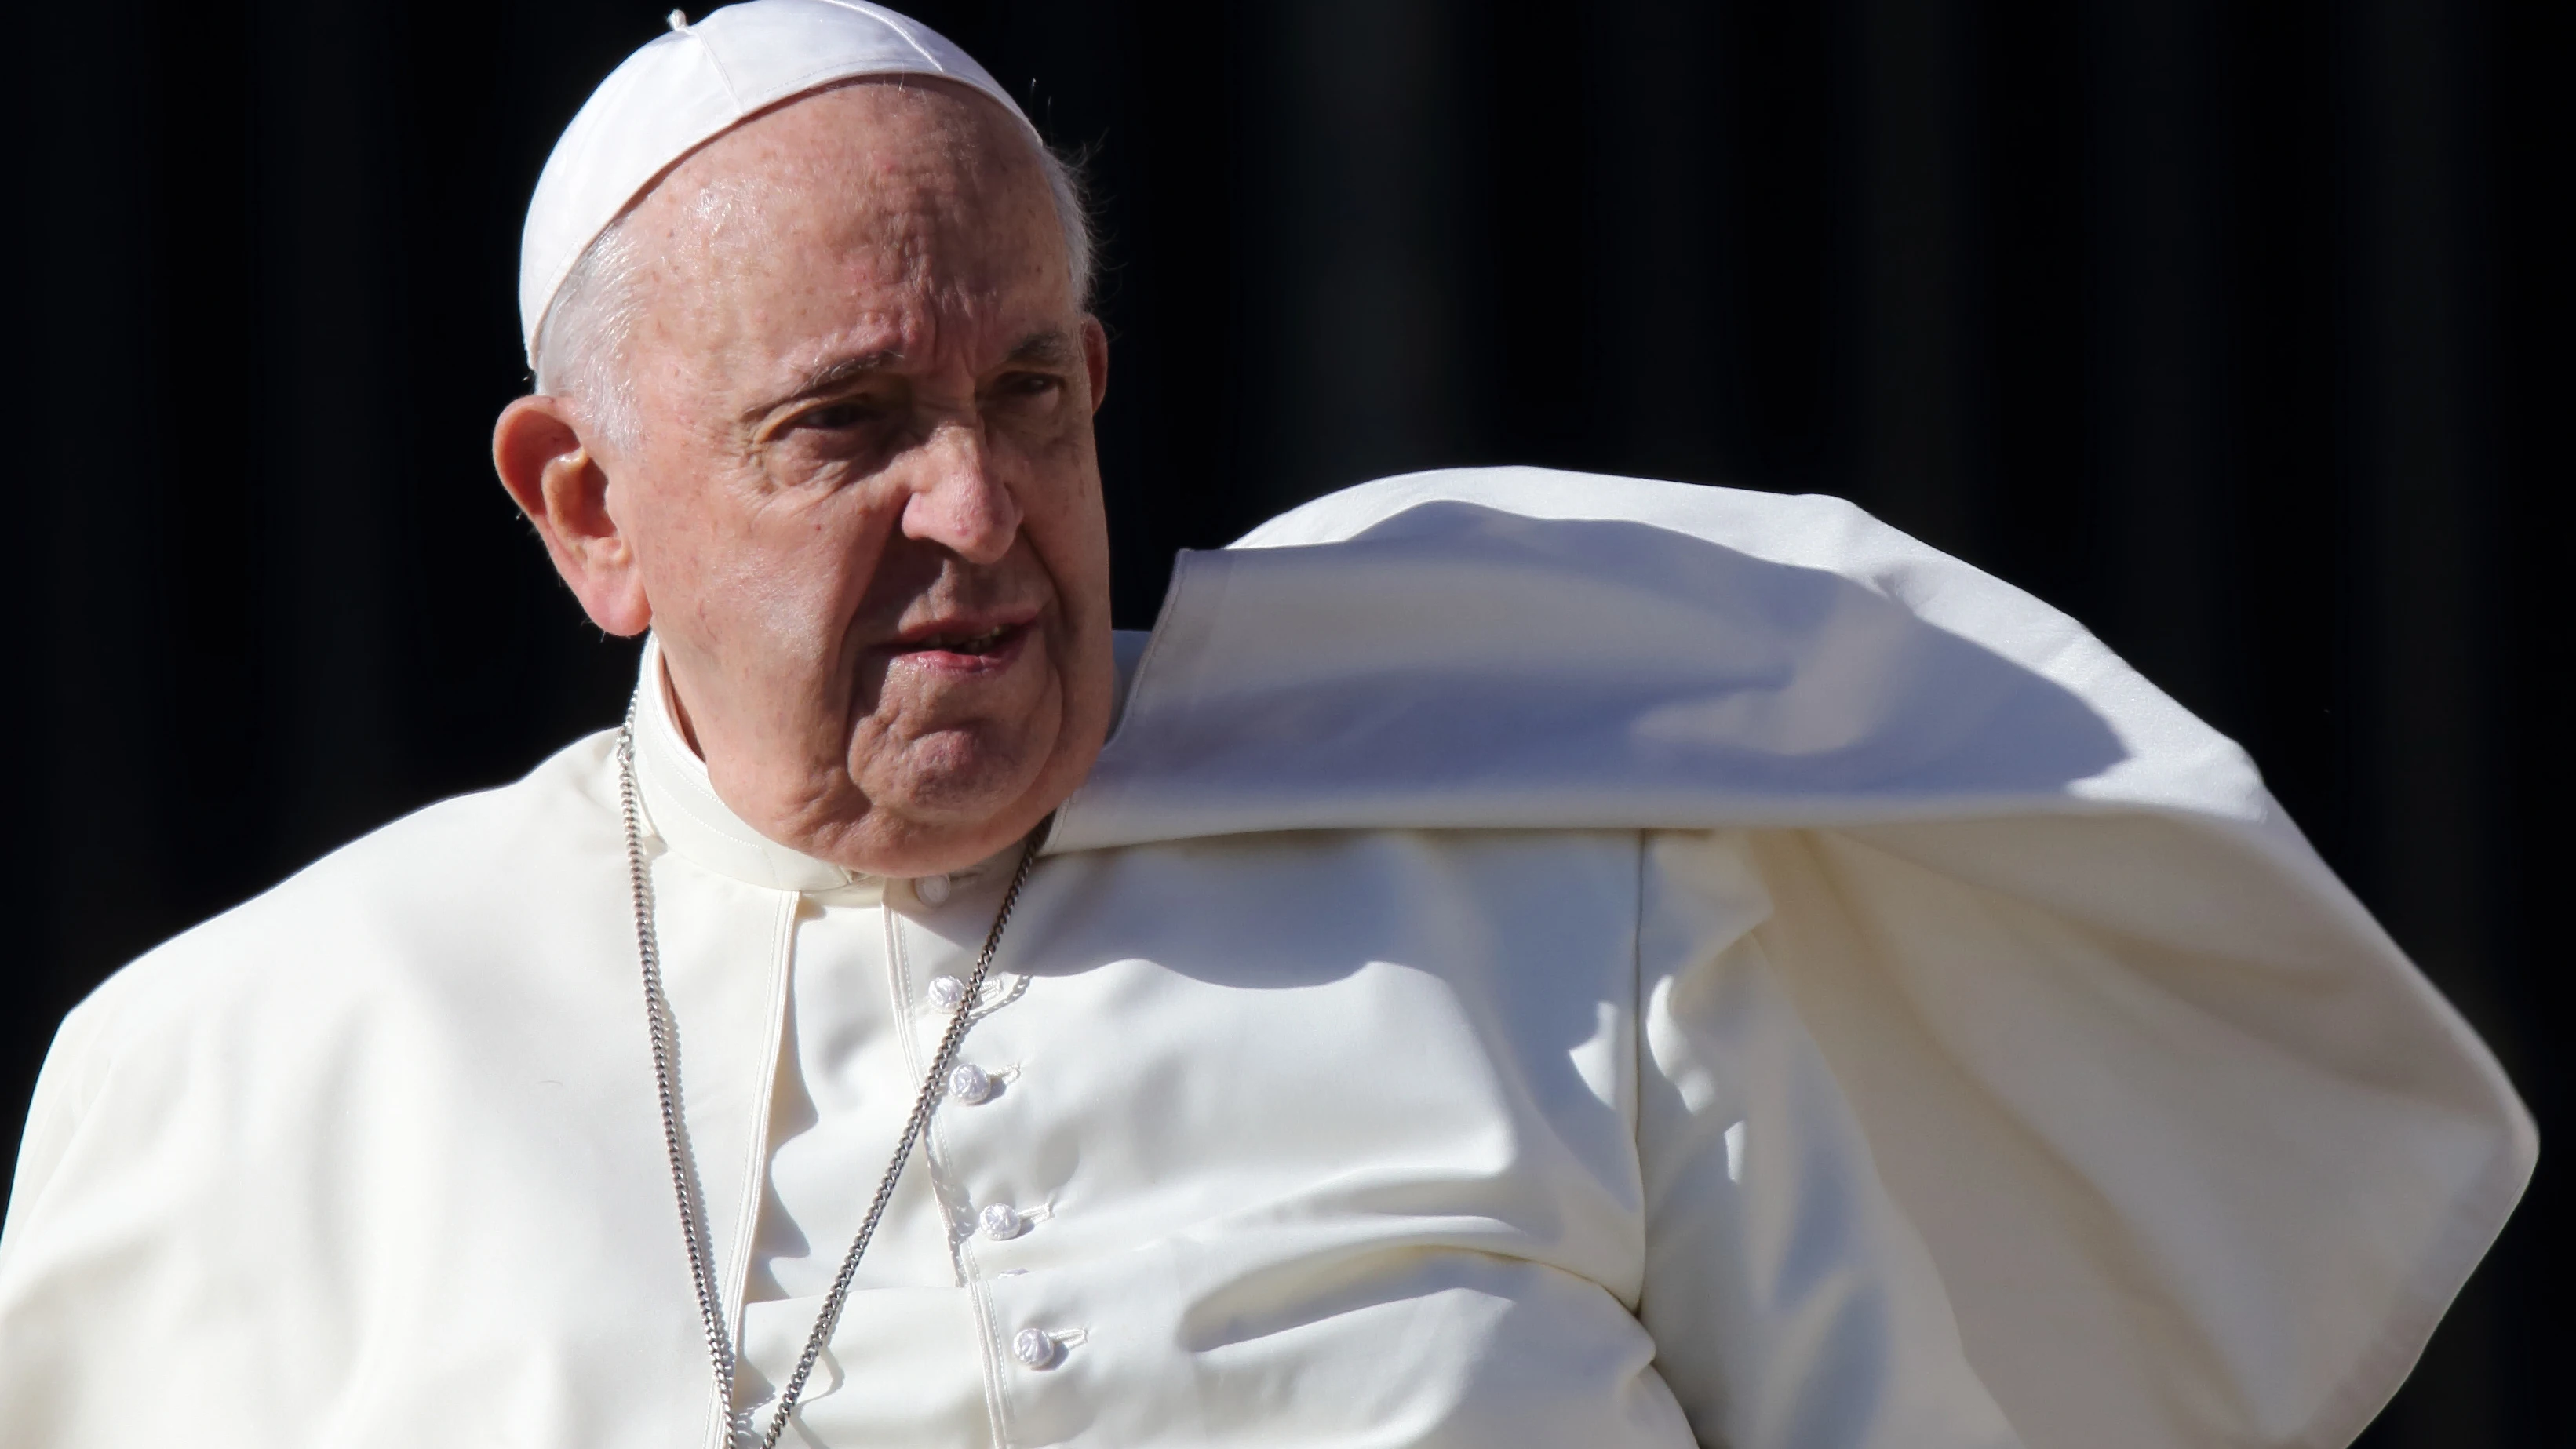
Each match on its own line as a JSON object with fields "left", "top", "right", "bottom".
{"left": 0, "top": 993, "right": 111, "bottom": 1256}
{"left": 1634, "top": 828, "right": 2024, "bottom": 1449}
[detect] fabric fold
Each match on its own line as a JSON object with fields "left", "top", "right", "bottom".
{"left": 1049, "top": 466, "right": 2534, "bottom": 1449}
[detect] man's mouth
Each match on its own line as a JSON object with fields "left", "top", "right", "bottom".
{"left": 927, "top": 626, "right": 1010, "bottom": 655}
{"left": 894, "top": 621, "right": 1026, "bottom": 658}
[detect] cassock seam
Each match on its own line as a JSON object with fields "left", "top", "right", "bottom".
{"left": 884, "top": 905, "right": 960, "bottom": 1277}
{"left": 684, "top": 29, "right": 742, "bottom": 110}
{"left": 884, "top": 897, "right": 1015, "bottom": 1444}
{"left": 717, "top": 887, "right": 799, "bottom": 1440}
{"left": 816, "top": 0, "right": 943, "bottom": 70}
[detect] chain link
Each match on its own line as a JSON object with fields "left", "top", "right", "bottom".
{"left": 617, "top": 714, "right": 1041, "bottom": 1448}
{"left": 617, "top": 714, "right": 737, "bottom": 1409}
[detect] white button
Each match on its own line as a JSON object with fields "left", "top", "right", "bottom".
{"left": 1012, "top": 1327, "right": 1059, "bottom": 1368}
{"left": 979, "top": 1203, "right": 1027, "bottom": 1240}
{"left": 927, "top": 975, "right": 968, "bottom": 1010}
{"left": 913, "top": 873, "right": 952, "bottom": 905}
{"left": 947, "top": 1063, "right": 997, "bottom": 1105}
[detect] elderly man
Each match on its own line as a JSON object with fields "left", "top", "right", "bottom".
{"left": 0, "top": 5, "right": 2531, "bottom": 1448}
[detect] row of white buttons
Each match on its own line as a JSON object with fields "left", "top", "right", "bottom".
{"left": 953, "top": 1072, "right": 1026, "bottom": 1242}
{"left": 915, "top": 911, "right": 1062, "bottom": 1369}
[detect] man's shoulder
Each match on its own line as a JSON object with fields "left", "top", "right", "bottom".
{"left": 69, "top": 727, "right": 629, "bottom": 1054}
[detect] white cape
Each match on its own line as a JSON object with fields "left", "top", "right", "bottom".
{"left": 1050, "top": 468, "right": 2530, "bottom": 1447}
{"left": 2, "top": 467, "right": 2529, "bottom": 1448}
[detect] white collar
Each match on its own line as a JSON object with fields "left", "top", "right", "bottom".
{"left": 629, "top": 634, "right": 860, "bottom": 893}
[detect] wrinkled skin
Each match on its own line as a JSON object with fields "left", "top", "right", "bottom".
{"left": 494, "top": 80, "right": 1113, "bottom": 876}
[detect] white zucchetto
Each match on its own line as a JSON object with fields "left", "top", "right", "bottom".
{"left": 516, "top": 0, "right": 1038, "bottom": 365}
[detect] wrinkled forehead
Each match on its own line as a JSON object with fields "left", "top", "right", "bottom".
{"left": 621, "top": 82, "right": 1072, "bottom": 384}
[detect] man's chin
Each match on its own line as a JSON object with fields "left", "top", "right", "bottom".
{"left": 818, "top": 699, "right": 1102, "bottom": 874}
{"left": 812, "top": 808, "right": 1040, "bottom": 878}
{"left": 807, "top": 758, "right": 1050, "bottom": 875}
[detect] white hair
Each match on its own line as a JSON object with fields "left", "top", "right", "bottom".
{"left": 534, "top": 137, "right": 1095, "bottom": 449}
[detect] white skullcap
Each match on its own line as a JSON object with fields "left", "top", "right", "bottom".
{"left": 518, "top": 0, "right": 1038, "bottom": 366}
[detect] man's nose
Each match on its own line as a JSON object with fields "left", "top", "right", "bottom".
{"left": 898, "top": 421, "right": 1022, "bottom": 565}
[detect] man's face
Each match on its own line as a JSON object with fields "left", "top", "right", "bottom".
{"left": 593, "top": 81, "right": 1112, "bottom": 875}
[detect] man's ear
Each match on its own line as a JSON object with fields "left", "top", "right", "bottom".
{"left": 1081, "top": 315, "right": 1110, "bottom": 415}
{"left": 493, "top": 395, "right": 651, "bottom": 636}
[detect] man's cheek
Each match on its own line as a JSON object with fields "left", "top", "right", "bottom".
{"left": 728, "top": 545, "right": 851, "bottom": 643}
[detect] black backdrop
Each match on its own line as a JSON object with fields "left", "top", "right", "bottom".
{"left": 1, "top": 2, "right": 2563, "bottom": 1442}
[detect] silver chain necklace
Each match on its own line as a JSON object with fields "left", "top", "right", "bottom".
{"left": 616, "top": 713, "right": 1041, "bottom": 1448}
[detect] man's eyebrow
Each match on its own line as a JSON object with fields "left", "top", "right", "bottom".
{"left": 747, "top": 331, "right": 1079, "bottom": 422}
{"left": 751, "top": 348, "right": 906, "bottom": 421}
{"left": 1001, "top": 329, "right": 1081, "bottom": 370}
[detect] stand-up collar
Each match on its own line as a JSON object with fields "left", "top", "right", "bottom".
{"left": 629, "top": 635, "right": 859, "bottom": 893}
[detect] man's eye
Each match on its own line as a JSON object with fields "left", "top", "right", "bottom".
{"left": 793, "top": 399, "right": 879, "bottom": 431}
{"left": 999, "top": 373, "right": 1062, "bottom": 400}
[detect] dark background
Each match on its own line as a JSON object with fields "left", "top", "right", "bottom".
{"left": 2, "top": 2, "right": 2562, "bottom": 1442}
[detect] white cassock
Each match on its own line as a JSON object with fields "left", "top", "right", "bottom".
{"left": 0, "top": 470, "right": 2530, "bottom": 1449}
